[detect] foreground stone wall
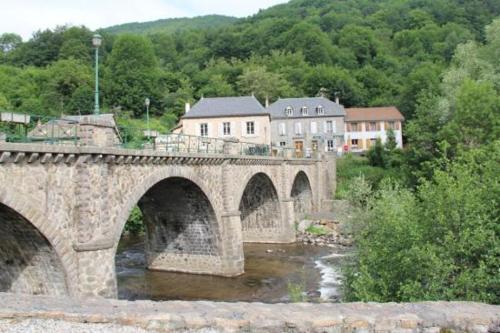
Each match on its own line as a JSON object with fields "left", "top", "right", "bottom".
{"left": 0, "top": 293, "right": 498, "bottom": 333}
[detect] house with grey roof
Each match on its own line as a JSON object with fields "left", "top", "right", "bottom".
{"left": 178, "top": 96, "right": 271, "bottom": 145}
{"left": 268, "top": 97, "right": 345, "bottom": 157}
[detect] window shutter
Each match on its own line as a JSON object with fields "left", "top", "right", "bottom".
{"left": 198, "top": 123, "right": 202, "bottom": 136}
{"left": 396, "top": 122, "right": 400, "bottom": 130}
{"left": 219, "top": 123, "right": 223, "bottom": 137}
{"left": 254, "top": 121, "right": 259, "bottom": 136}
{"left": 346, "top": 123, "right": 351, "bottom": 132}
{"left": 376, "top": 122, "right": 381, "bottom": 131}
{"left": 311, "top": 122, "right": 317, "bottom": 134}
{"left": 331, "top": 121, "right": 336, "bottom": 133}
{"left": 323, "top": 121, "right": 328, "bottom": 133}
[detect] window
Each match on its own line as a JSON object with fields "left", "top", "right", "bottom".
{"left": 280, "top": 141, "right": 286, "bottom": 147}
{"left": 316, "top": 106, "right": 324, "bottom": 115}
{"left": 246, "top": 121, "right": 255, "bottom": 135}
{"left": 326, "top": 120, "right": 334, "bottom": 133}
{"left": 367, "top": 122, "right": 377, "bottom": 131}
{"left": 387, "top": 121, "right": 396, "bottom": 130}
{"left": 350, "top": 122, "right": 359, "bottom": 132}
{"left": 311, "top": 121, "right": 317, "bottom": 134}
{"left": 351, "top": 139, "right": 359, "bottom": 147}
{"left": 327, "top": 140, "right": 335, "bottom": 152}
{"left": 294, "top": 122, "right": 302, "bottom": 135}
{"left": 200, "top": 123, "right": 208, "bottom": 137}
{"left": 301, "top": 106, "right": 308, "bottom": 116}
{"left": 285, "top": 106, "right": 293, "bottom": 116}
{"left": 279, "top": 123, "right": 286, "bottom": 136}
{"left": 223, "top": 122, "right": 231, "bottom": 136}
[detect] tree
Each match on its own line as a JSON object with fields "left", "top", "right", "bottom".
{"left": 284, "top": 22, "right": 333, "bottom": 65}
{"left": 59, "top": 26, "right": 93, "bottom": 61}
{"left": 105, "top": 34, "right": 162, "bottom": 116}
{"left": 237, "top": 66, "right": 296, "bottom": 103}
{"left": 337, "top": 25, "right": 378, "bottom": 66}
{"left": 304, "top": 65, "right": 365, "bottom": 107}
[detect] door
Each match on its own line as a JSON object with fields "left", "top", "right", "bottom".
{"left": 312, "top": 140, "right": 318, "bottom": 152}
{"left": 294, "top": 141, "right": 304, "bottom": 158}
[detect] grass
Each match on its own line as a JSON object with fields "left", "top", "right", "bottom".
{"left": 305, "top": 225, "right": 328, "bottom": 236}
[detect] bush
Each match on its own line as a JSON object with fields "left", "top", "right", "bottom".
{"left": 124, "top": 206, "right": 144, "bottom": 235}
{"left": 343, "top": 144, "right": 499, "bottom": 304}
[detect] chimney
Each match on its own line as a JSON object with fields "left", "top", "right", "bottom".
{"left": 265, "top": 95, "right": 269, "bottom": 108}
{"left": 335, "top": 96, "right": 340, "bottom": 104}
{"left": 185, "top": 102, "right": 190, "bottom": 113}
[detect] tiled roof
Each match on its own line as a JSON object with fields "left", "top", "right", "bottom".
{"left": 267, "top": 97, "right": 345, "bottom": 119}
{"left": 345, "top": 107, "right": 404, "bottom": 122}
{"left": 182, "top": 96, "right": 267, "bottom": 119}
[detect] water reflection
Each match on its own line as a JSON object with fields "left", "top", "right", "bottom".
{"left": 116, "top": 235, "right": 348, "bottom": 303}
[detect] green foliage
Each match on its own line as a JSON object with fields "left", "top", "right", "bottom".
{"left": 124, "top": 206, "right": 144, "bottom": 235}
{"left": 305, "top": 225, "right": 327, "bottom": 236}
{"left": 105, "top": 34, "right": 162, "bottom": 116}
{"left": 335, "top": 154, "right": 390, "bottom": 199}
{"left": 1, "top": 0, "right": 497, "bottom": 124}
{"left": 104, "top": 15, "right": 237, "bottom": 35}
{"left": 343, "top": 144, "right": 499, "bottom": 304}
{"left": 287, "top": 281, "right": 308, "bottom": 302}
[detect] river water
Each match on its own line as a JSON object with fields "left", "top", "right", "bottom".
{"left": 116, "top": 235, "right": 350, "bottom": 303}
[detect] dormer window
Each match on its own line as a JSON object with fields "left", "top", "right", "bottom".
{"left": 300, "top": 106, "right": 308, "bottom": 116}
{"left": 285, "top": 106, "right": 293, "bottom": 116}
{"left": 316, "top": 105, "right": 324, "bottom": 115}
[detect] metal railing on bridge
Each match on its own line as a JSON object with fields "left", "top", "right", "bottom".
{"left": 0, "top": 112, "right": 306, "bottom": 158}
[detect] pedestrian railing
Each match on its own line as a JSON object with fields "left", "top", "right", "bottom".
{"left": 0, "top": 111, "right": 310, "bottom": 159}
{"left": 0, "top": 112, "right": 79, "bottom": 145}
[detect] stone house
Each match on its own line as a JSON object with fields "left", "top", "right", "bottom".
{"left": 177, "top": 96, "right": 271, "bottom": 145}
{"left": 268, "top": 97, "right": 345, "bottom": 157}
{"left": 344, "top": 106, "right": 404, "bottom": 152}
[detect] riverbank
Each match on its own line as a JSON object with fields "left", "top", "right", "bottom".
{"left": 0, "top": 293, "right": 498, "bottom": 333}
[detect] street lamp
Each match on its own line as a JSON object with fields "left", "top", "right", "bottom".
{"left": 92, "top": 34, "right": 102, "bottom": 115}
{"left": 145, "top": 97, "right": 150, "bottom": 143}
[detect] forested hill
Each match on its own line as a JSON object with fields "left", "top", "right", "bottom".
{"left": 0, "top": 0, "right": 499, "bottom": 127}
{"left": 103, "top": 15, "right": 237, "bottom": 35}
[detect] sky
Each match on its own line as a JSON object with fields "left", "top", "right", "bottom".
{"left": 0, "top": 0, "right": 288, "bottom": 40}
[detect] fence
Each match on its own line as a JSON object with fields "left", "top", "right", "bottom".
{"left": 0, "top": 112, "right": 306, "bottom": 159}
{"left": 0, "top": 112, "right": 79, "bottom": 145}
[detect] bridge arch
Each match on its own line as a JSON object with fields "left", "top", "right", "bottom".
{"left": 290, "top": 170, "right": 313, "bottom": 219}
{"left": 0, "top": 192, "right": 69, "bottom": 296}
{"left": 238, "top": 172, "right": 283, "bottom": 242}
{"left": 114, "top": 169, "right": 224, "bottom": 278}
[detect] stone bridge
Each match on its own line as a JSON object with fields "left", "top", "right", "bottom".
{"left": 0, "top": 142, "right": 336, "bottom": 298}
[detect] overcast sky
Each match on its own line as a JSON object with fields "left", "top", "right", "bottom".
{"left": 0, "top": 0, "right": 288, "bottom": 40}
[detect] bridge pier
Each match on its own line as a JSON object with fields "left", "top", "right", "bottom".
{"left": 0, "top": 142, "right": 336, "bottom": 299}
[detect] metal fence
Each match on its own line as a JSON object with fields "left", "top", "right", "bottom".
{"left": 0, "top": 112, "right": 79, "bottom": 145}
{"left": 0, "top": 112, "right": 305, "bottom": 158}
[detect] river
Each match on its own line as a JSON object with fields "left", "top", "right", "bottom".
{"left": 116, "top": 235, "right": 350, "bottom": 303}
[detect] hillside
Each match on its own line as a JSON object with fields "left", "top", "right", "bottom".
{"left": 103, "top": 15, "right": 237, "bottom": 35}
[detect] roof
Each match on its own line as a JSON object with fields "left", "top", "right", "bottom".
{"left": 182, "top": 96, "right": 268, "bottom": 119}
{"left": 267, "top": 97, "right": 345, "bottom": 119}
{"left": 345, "top": 107, "right": 405, "bottom": 122}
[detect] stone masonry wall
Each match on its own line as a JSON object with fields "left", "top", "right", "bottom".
{"left": 0, "top": 143, "right": 333, "bottom": 298}
{"left": 0, "top": 293, "right": 499, "bottom": 333}
{"left": 0, "top": 204, "right": 68, "bottom": 296}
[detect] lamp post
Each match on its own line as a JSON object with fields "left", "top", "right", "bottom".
{"left": 92, "top": 34, "right": 102, "bottom": 115}
{"left": 145, "top": 97, "right": 150, "bottom": 143}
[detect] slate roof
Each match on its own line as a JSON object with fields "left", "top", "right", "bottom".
{"left": 182, "top": 96, "right": 268, "bottom": 119}
{"left": 345, "top": 107, "right": 404, "bottom": 122}
{"left": 267, "top": 97, "right": 345, "bottom": 119}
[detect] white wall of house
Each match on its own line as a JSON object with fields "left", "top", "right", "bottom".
{"left": 344, "top": 121, "right": 403, "bottom": 152}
